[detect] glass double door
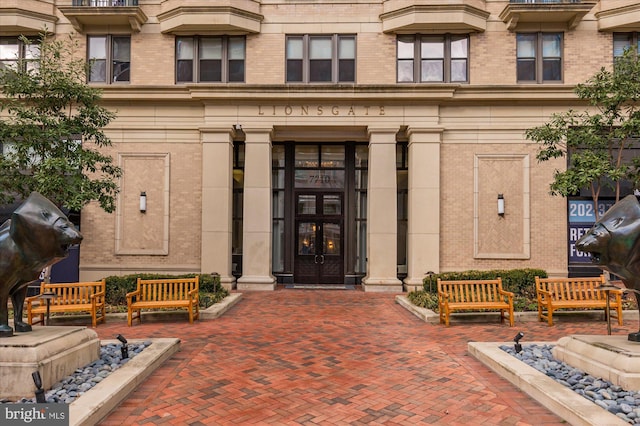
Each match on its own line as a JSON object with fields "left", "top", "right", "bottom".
{"left": 294, "top": 192, "right": 343, "bottom": 284}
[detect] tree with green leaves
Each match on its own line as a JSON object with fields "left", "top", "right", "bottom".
{"left": 0, "top": 32, "right": 121, "bottom": 213}
{"left": 526, "top": 48, "right": 640, "bottom": 220}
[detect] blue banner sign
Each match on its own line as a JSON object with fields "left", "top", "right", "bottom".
{"left": 568, "top": 199, "right": 615, "bottom": 263}
{"left": 568, "top": 200, "right": 615, "bottom": 223}
{"left": 568, "top": 224, "right": 595, "bottom": 263}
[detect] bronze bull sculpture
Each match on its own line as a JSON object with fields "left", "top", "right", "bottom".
{"left": 0, "top": 192, "right": 82, "bottom": 337}
{"left": 576, "top": 194, "right": 640, "bottom": 341}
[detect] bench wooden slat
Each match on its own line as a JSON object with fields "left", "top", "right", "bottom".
{"left": 126, "top": 277, "right": 199, "bottom": 326}
{"left": 130, "top": 301, "right": 191, "bottom": 308}
{"left": 31, "top": 304, "right": 95, "bottom": 313}
{"left": 437, "top": 278, "right": 514, "bottom": 327}
{"left": 535, "top": 275, "right": 623, "bottom": 326}
{"left": 25, "top": 280, "right": 106, "bottom": 327}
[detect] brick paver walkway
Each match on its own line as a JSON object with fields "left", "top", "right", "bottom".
{"left": 95, "top": 288, "right": 639, "bottom": 425}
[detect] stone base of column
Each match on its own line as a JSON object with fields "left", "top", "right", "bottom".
{"left": 236, "top": 275, "right": 277, "bottom": 291}
{"left": 403, "top": 277, "right": 424, "bottom": 293}
{"left": 219, "top": 275, "right": 237, "bottom": 291}
{"left": 361, "top": 277, "right": 403, "bottom": 293}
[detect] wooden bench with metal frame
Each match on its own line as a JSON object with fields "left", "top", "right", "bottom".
{"left": 437, "top": 278, "right": 514, "bottom": 327}
{"left": 535, "top": 275, "right": 623, "bottom": 326}
{"left": 126, "top": 277, "right": 199, "bottom": 326}
{"left": 26, "top": 280, "right": 106, "bottom": 327}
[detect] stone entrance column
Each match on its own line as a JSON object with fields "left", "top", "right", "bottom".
{"left": 201, "top": 129, "right": 236, "bottom": 290}
{"left": 236, "top": 127, "right": 277, "bottom": 290}
{"left": 403, "top": 127, "right": 442, "bottom": 292}
{"left": 362, "top": 128, "right": 403, "bottom": 292}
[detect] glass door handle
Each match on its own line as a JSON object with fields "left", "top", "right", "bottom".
{"left": 314, "top": 255, "right": 319, "bottom": 264}
{"left": 320, "top": 255, "right": 325, "bottom": 264}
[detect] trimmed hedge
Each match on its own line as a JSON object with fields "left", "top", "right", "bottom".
{"left": 104, "top": 273, "right": 228, "bottom": 306}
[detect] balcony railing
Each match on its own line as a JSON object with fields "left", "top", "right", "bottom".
{"left": 72, "top": 0, "right": 138, "bottom": 6}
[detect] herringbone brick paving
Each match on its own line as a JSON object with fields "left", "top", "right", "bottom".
{"left": 96, "top": 287, "right": 639, "bottom": 425}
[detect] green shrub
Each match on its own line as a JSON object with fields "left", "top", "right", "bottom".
{"left": 513, "top": 295, "right": 539, "bottom": 312}
{"left": 407, "top": 291, "right": 438, "bottom": 310}
{"left": 104, "top": 273, "right": 228, "bottom": 307}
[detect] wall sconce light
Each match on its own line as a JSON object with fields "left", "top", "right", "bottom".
{"left": 139, "top": 192, "right": 147, "bottom": 213}
{"left": 497, "top": 194, "right": 505, "bottom": 216}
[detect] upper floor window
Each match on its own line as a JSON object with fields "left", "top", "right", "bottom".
{"left": 0, "top": 37, "right": 39, "bottom": 72}
{"left": 286, "top": 35, "right": 355, "bottom": 83}
{"left": 88, "top": 35, "right": 130, "bottom": 83}
{"left": 614, "top": 33, "right": 639, "bottom": 59}
{"left": 397, "top": 35, "right": 468, "bottom": 83}
{"left": 516, "top": 32, "right": 562, "bottom": 83}
{"left": 176, "top": 36, "right": 245, "bottom": 83}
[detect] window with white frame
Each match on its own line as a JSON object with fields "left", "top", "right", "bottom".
{"left": 88, "top": 35, "right": 130, "bottom": 83}
{"left": 0, "top": 37, "right": 39, "bottom": 72}
{"left": 286, "top": 35, "right": 355, "bottom": 83}
{"left": 176, "top": 36, "right": 245, "bottom": 83}
{"left": 516, "top": 33, "right": 562, "bottom": 83}
{"left": 397, "top": 35, "right": 469, "bottom": 83}
{"left": 614, "top": 33, "right": 640, "bottom": 59}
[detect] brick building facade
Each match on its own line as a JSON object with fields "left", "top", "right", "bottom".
{"left": 2, "top": 0, "right": 639, "bottom": 291}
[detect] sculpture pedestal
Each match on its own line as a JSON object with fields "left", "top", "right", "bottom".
{"left": 554, "top": 334, "right": 640, "bottom": 391}
{"left": 0, "top": 326, "right": 100, "bottom": 400}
